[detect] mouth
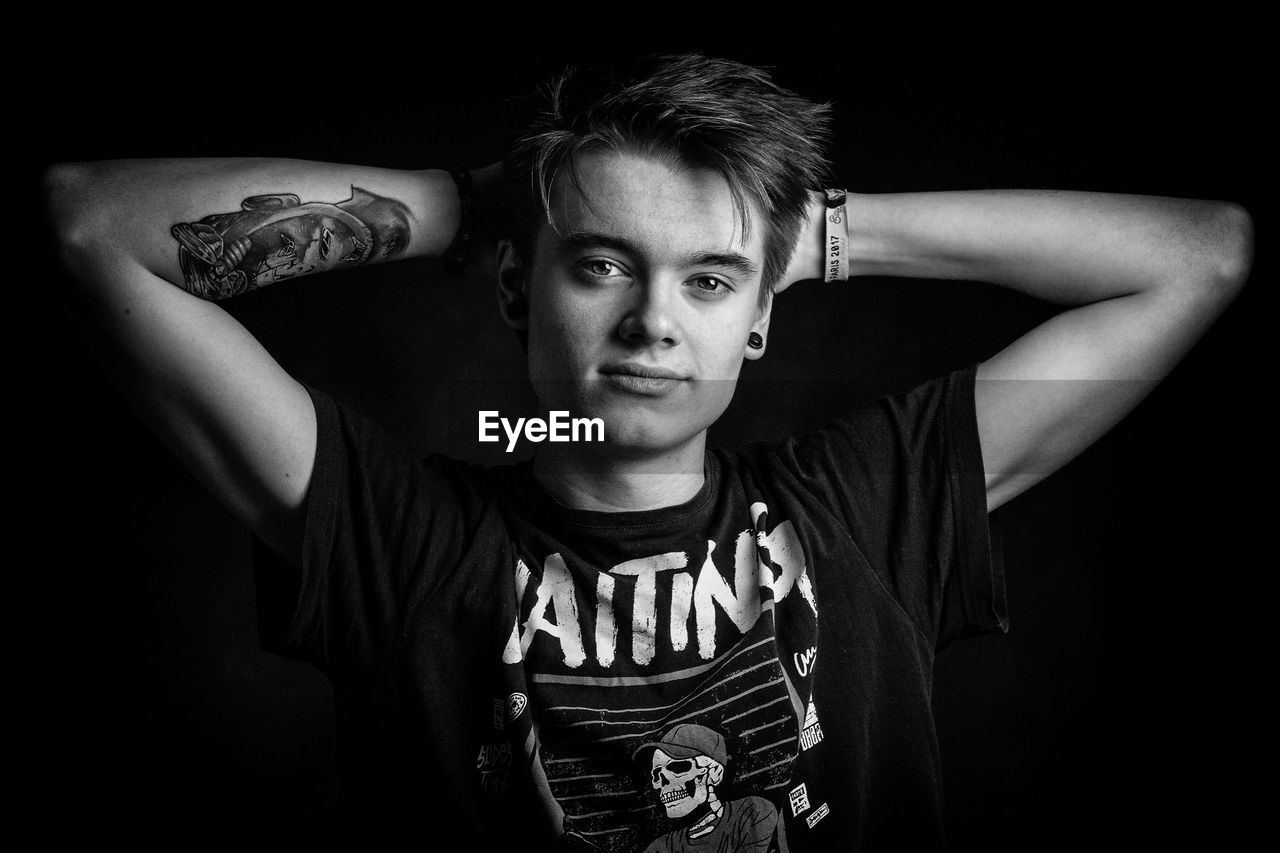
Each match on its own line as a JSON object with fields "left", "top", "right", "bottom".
{"left": 598, "top": 363, "right": 689, "bottom": 397}
{"left": 660, "top": 788, "right": 689, "bottom": 806}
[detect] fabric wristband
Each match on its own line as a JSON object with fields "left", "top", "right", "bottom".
{"left": 443, "top": 168, "right": 474, "bottom": 275}
{"left": 824, "top": 188, "right": 850, "bottom": 282}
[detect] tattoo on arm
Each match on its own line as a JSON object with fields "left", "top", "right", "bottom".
{"left": 170, "top": 187, "right": 413, "bottom": 299}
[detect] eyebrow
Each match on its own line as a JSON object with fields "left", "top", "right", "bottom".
{"left": 559, "top": 231, "right": 759, "bottom": 278}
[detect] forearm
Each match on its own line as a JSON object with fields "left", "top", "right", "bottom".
{"left": 841, "top": 189, "right": 1252, "bottom": 305}
{"left": 46, "top": 157, "right": 486, "bottom": 300}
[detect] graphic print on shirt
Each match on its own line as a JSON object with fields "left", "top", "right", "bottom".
{"left": 500, "top": 502, "right": 818, "bottom": 851}
{"left": 638, "top": 723, "right": 784, "bottom": 852}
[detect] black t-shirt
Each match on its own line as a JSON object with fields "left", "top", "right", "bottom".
{"left": 261, "top": 365, "right": 1005, "bottom": 851}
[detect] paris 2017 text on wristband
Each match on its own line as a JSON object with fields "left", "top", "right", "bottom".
{"left": 824, "top": 188, "right": 849, "bottom": 283}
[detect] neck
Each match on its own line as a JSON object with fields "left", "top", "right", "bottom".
{"left": 531, "top": 433, "right": 707, "bottom": 512}
{"left": 687, "top": 795, "right": 725, "bottom": 838}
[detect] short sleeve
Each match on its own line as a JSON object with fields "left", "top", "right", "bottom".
{"left": 256, "top": 385, "right": 494, "bottom": 675}
{"left": 782, "top": 365, "right": 1006, "bottom": 649}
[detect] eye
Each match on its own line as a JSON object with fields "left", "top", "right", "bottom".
{"left": 341, "top": 238, "right": 367, "bottom": 263}
{"left": 687, "top": 275, "right": 731, "bottom": 298}
{"left": 277, "top": 236, "right": 296, "bottom": 257}
{"left": 319, "top": 226, "right": 333, "bottom": 261}
{"left": 666, "top": 759, "right": 693, "bottom": 775}
{"left": 579, "top": 258, "right": 627, "bottom": 278}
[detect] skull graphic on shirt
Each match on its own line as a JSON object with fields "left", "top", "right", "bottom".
{"left": 650, "top": 749, "right": 726, "bottom": 819}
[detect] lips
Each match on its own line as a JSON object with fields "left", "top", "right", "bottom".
{"left": 601, "top": 363, "right": 686, "bottom": 380}
{"left": 598, "top": 363, "right": 689, "bottom": 397}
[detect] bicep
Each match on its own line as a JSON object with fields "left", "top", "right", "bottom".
{"left": 70, "top": 251, "right": 316, "bottom": 567}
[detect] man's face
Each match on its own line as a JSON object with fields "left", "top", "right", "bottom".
{"left": 513, "top": 150, "right": 770, "bottom": 457}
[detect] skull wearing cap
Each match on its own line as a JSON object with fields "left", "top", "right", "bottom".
{"left": 649, "top": 750, "right": 725, "bottom": 819}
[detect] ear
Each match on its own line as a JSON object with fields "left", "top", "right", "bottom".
{"left": 496, "top": 239, "right": 529, "bottom": 330}
{"left": 743, "top": 287, "right": 774, "bottom": 361}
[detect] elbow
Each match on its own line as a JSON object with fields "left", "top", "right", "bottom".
{"left": 43, "top": 163, "right": 81, "bottom": 239}
{"left": 1221, "top": 202, "right": 1254, "bottom": 289}
{"left": 43, "top": 162, "right": 108, "bottom": 269}
{"left": 1202, "top": 201, "right": 1254, "bottom": 302}
{"left": 1161, "top": 200, "right": 1254, "bottom": 314}
{"left": 43, "top": 162, "right": 130, "bottom": 297}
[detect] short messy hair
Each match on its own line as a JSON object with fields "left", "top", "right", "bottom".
{"left": 503, "top": 53, "right": 834, "bottom": 307}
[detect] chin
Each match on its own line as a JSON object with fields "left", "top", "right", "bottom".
{"left": 599, "top": 421, "right": 694, "bottom": 458}
{"left": 593, "top": 404, "right": 709, "bottom": 459}
{"left": 530, "top": 379, "right": 727, "bottom": 459}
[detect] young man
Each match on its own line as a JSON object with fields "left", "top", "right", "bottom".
{"left": 44, "top": 54, "right": 1252, "bottom": 850}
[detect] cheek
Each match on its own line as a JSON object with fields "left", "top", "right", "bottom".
{"left": 526, "top": 275, "right": 612, "bottom": 369}
{"left": 523, "top": 308, "right": 583, "bottom": 410}
{"left": 689, "top": 317, "right": 752, "bottom": 381}
{"left": 688, "top": 378, "right": 738, "bottom": 438}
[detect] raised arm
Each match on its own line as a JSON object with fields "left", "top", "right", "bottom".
{"left": 784, "top": 189, "right": 1254, "bottom": 511}
{"left": 44, "top": 158, "right": 495, "bottom": 566}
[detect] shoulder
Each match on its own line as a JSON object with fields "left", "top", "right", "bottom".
{"left": 725, "top": 366, "right": 976, "bottom": 468}
{"left": 738, "top": 795, "right": 780, "bottom": 817}
{"left": 308, "top": 382, "right": 495, "bottom": 489}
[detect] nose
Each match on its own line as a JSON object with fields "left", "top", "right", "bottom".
{"left": 617, "top": 279, "right": 681, "bottom": 347}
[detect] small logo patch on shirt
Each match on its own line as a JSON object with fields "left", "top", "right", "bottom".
{"left": 789, "top": 783, "right": 811, "bottom": 816}
{"left": 800, "top": 700, "right": 825, "bottom": 751}
{"left": 794, "top": 645, "right": 817, "bottom": 676}
{"left": 806, "top": 802, "right": 830, "bottom": 828}
{"left": 507, "top": 692, "right": 528, "bottom": 721}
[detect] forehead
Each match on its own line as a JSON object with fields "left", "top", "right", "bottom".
{"left": 540, "top": 150, "right": 764, "bottom": 263}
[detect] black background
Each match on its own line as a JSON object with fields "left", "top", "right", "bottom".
{"left": 22, "top": 26, "right": 1268, "bottom": 850}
